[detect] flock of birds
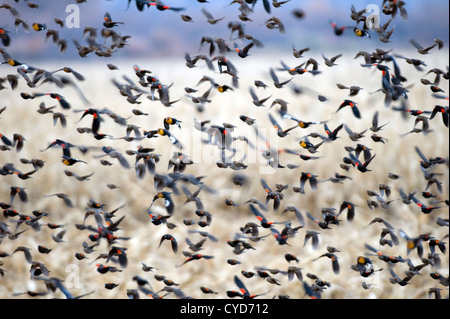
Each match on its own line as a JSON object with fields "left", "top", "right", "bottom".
{"left": 0, "top": 0, "right": 449, "bottom": 299}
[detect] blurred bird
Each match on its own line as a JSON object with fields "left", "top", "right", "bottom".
{"left": 322, "top": 53, "right": 342, "bottom": 67}
{"left": 201, "top": 8, "right": 225, "bottom": 24}
{"left": 227, "top": 275, "right": 264, "bottom": 299}
{"left": 410, "top": 38, "right": 437, "bottom": 55}
{"left": 158, "top": 234, "right": 178, "bottom": 253}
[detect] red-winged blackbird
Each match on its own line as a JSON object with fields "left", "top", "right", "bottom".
{"left": 336, "top": 99, "right": 361, "bottom": 118}
{"left": 324, "top": 123, "right": 344, "bottom": 141}
{"left": 163, "top": 117, "right": 182, "bottom": 130}
{"left": 365, "top": 244, "right": 405, "bottom": 264}
{"left": 270, "top": 227, "right": 290, "bottom": 245}
{"left": 351, "top": 256, "right": 381, "bottom": 277}
{"left": 103, "top": 12, "right": 124, "bottom": 28}
{"left": 322, "top": 52, "right": 342, "bottom": 67}
{"left": 281, "top": 205, "right": 305, "bottom": 227}
{"left": 330, "top": 21, "right": 346, "bottom": 36}
{"left": 302, "top": 281, "right": 321, "bottom": 299}
{"left": 249, "top": 204, "right": 282, "bottom": 228}
{"left": 234, "top": 42, "right": 254, "bottom": 58}
{"left": 270, "top": 68, "right": 292, "bottom": 89}
{"left": 307, "top": 212, "right": 331, "bottom": 229}
{"left": 0, "top": 27, "right": 11, "bottom": 46}
{"left": 410, "top": 38, "right": 437, "bottom": 55}
{"left": 150, "top": 192, "right": 174, "bottom": 215}
{"left": 428, "top": 237, "right": 447, "bottom": 254}
{"left": 389, "top": 269, "right": 413, "bottom": 286}
{"left": 349, "top": 152, "right": 376, "bottom": 173}
{"left": 370, "top": 110, "right": 389, "bottom": 132}
{"left": 96, "top": 264, "right": 122, "bottom": 274}
{"left": 227, "top": 275, "right": 264, "bottom": 299}
{"left": 200, "top": 286, "right": 218, "bottom": 294}
{"left": 314, "top": 252, "right": 340, "bottom": 274}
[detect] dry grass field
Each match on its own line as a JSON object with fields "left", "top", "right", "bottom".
{"left": 0, "top": 1, "right": 448, "bottom": 301}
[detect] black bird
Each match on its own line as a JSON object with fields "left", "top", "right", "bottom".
{"left": 313, "top": 252, "right": 340, "bottom": 274}
{"left": 249, "top": 204, "right": 282, "bottom": 228}
{"left": 330, "top": 21, "right": 346, "bottom": 36}
{"left": 42, "top": 139, "right": 74, "bottom": 158}
{"left": 298, "top": 172, "right": 318, "bottom": 194}
{"left": 10, "top": 186, "right": 28, "bottom": 204}
{"left": 270, "top": 68, "right": 292, "bottom": 89}
{"left": 389, "top": 269, "right": 413, "bottom": 286}
{"left": 399, "top": 230, "right": 426, "bottom": 258}
{"left": 344, "top": 124, "right": 367, "bottom": 141}
{"left": 429, "top": 105, "right": 449, "bottom": 127}
{"left": 307, "top": 212, "right": 331, "bottom": 230}
{"left": 336, "top": 83, "right": 364, "bottom": 96}
{"left": 338, "top": 201, "right": 356, "bottom": 221}
{"left": 336, "top": 99, "right": 361, "bottom": 119}
{"left": 177, "top": 252, "right": 214, "bottom": 267}
{"left": 411, "top": 194, "right": 442, "bottom": 214}
{"left": 410, "top": 38, "right": 437, "bottom": 55}
{"left": 150, "top": 192, "right": 174, "bottom": 215}
{"left": 227, "top": 275, "right": 264, "bottom": 299}
{"left": 367, "top": 217, "right": 394, "bottom": 230}
{"left": 349, "top": 152, "right": 376, "bottom": 173}
{"left": 351, "top": 256, "right": 380, "bottom": 278}
{"left": 324, "top": 123, "right": 344, "bottom": 141}
{"left": 292, "top": 45, "right": 310, "bottom": 58}
{"left": 249, "top": 87, "right": 271, "bottom": 107}
{"left": 268, "top": 113, "right": 297, "bottom": 137}
{"left": 201, "top": 7, "right": 225, "bottom": 25}
{"left": 103, "top": 12, "right": 124, "bottom": 28}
